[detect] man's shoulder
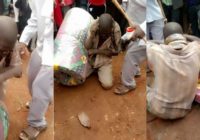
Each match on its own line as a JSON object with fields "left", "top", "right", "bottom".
{"left": 188, "top": 41, "right": 200, "bottom": 53}
{"left": 147, "top": 41, "right": 165, "bottom": 51}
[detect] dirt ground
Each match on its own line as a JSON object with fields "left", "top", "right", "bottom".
{"left": 147, "top": 103, "right": 200, "bottom": 140}
{"left": 5, "top": 58, "right": 54, "bottom": 140}
{"left": 147, "top": 73, "right": 200, "bottom": 140}
{"left": 54, "top": 53, "right": 146, "bottom": 140}
{"left": 4, "top": 52, "right": 199, "bottom": 140}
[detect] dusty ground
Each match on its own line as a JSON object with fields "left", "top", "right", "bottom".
{"left": 54, "top": 53, "right": 146, "bottom": 140}
{"left": 5, "top": 58, "right": 54, "bottom": 140}
{"left": 147, "top": 73, "right": 200, "bottom": 140}
{"left": 147, "top": 103, "right": 200, "bottom": 140}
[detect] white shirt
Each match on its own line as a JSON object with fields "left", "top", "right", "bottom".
{"left": 126, "top": 0, "right": 146, "bottom": 25}
{"left": 146, "top": 0, "right": 163, "bottom": 23}
{"left": 126, "top": 0, "right": 146, "bottom": 44}
{"left": 19, "top": 0, "right": 53, "bottom": 66}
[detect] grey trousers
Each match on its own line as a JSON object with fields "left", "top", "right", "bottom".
{"left": 147, "top": 19, "right": 164, "bottom": 40}
{"left": 121, "top": 41, "right": 146, "bottom": 88}
{"left": 27, "top": 50, "right": 53, "bottom": 127}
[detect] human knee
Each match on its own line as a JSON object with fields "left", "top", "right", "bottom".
{"left": 32, "top": 80, "right": 53, "bottom": 101}
{"left": 101, "top": 80, "right": 113, "bottom": 90}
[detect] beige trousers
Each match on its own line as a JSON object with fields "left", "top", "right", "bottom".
{"left": 97, "top": 63, "right": 113, "bottom": 89}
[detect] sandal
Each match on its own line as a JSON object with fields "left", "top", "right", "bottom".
{"left": 19, "top": 125, "right": 47, "bottom": 140}
{"left": 114, "top": 84, "right": 135, "bottom": 95}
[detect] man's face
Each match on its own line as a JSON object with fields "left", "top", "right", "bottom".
{"left": 0, "top": 39, "right": 13, "bottom": 58}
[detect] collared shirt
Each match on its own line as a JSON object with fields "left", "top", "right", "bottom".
{"left": 126, "top": 0, "right": 146, "bottom": 25}
{"left": 85, "top": 18, "right": 121, "bottom": 68}
{"left": 147, "top": 0, "right": 163, "bottom": 23}
{"left": 19, "top": 0, "right": 53, "bottom": 66}
{"left": 147, "top": 34, "right": 200, "bottom": 118}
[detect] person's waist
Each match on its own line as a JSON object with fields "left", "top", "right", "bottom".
{"left": 154, "top": 95, "right": 192, "bottom": 109}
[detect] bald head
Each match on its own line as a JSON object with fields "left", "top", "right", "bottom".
{"left": 163, "top": 22, "right": 183, "bottom": 39}
{"left": 99, "top": 14, "right": 113, "bottom": 39}
{"left": 0, "top": 16, "right": 18, "bottom": 48}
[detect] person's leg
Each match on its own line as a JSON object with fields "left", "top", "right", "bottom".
{"left": 146, "top": 85, "right": 157, "bottom": 122}
{"left": 188, "top": 6, "right": 200, "bottom": 37}
{"left": 27, "top": 50, "right": 42, "bottom": 96}
{"left": 171, "top": 8, "right": 181, "bottom": 23}
{"left": 19, "top": 50, "right": 53, "bottom": 139}
{"left": 88, "top": 4, "right": 105, "bottom": 19}
{"left": 88, "top": 4, "right": 97, "bottom": 19}
{"left": 147, "top": 22, "right": 152, "bottom": 40}
{"left": 98, "top": 63, "right": 113, "bottom": 89}
{"left": 162, "top": 3, "right": 172, "bottom": 22}
{"left": 95, "top": 5, "right": 106, "bottom": 17}
{"left": 27, "top": 65, "right": 53, "bottom": 127}
{"left": 114, "top": 41, "right": 146, "bottom": 95}
{"left": 149, "top": 19, "right": 164, "bottom": 40}
{"left": 122, "top": 44, "right": 146, "bottom": 88}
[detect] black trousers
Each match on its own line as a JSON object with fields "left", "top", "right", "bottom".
{"left": 88, "top": 4, "right": 106, "bottom": 19}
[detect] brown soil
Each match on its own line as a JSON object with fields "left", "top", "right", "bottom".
{"left": 54, "top": 53, "right": 146, "bottom": 140}
{"left": 5, "top": 58, "right": 54, "bottom": 140}
{"left": 147, "top": 73, "right": 200, "bottom": 140}
{"left": 147, "top": 104, "right": 200, "bottom": 140}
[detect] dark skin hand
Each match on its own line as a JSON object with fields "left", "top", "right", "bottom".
{"left": 121, "top": 24, "right": 145, "bottom": 51}
{"left": 88, "top": 48, "right": 118, "bottom": 57}
{"left": 0, "top": 39, "right": 22, "bottom": 78}
{"left": 0, "top": 39, "right": 13, "bottom": 61}
{"left": 131, "top": 24, "right": 145, "bottom": 41}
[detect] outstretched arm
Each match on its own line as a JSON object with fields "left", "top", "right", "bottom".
{"left": 183, "top": 34, "right": 200, "bottom": 42}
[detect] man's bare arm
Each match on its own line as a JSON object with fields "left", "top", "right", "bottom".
{"left": 183, "top": 34, "right": 200, "bottom": 42}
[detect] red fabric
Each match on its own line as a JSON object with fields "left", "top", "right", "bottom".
{"left": 63, "top": 0, "right": 74, "bottom": 6}
{"left": 54, "top": 0, "right": 63, "bottom": 27}
{"left": 88, "top": 0, "right": 105, "bottom": 6}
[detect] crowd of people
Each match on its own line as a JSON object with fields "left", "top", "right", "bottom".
{"left": 1, "top": 0, "right": 53, "bottom": 139}
{"left": 54, "top": 0, "right": 200, "bottom": 121}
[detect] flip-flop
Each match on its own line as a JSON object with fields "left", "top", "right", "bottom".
{"left": 114, "top": 84, "right": 135, "bottom": 95}
{"left": 19, "top": 125, "right": 47, "bottom": 140}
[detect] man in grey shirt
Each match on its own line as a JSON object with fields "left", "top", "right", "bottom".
{"left": 147, "top": 22, "right": 200, "bottom": 119}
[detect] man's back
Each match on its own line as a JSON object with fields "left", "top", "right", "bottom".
{"left": 147, "top": 37, "right": 200, "bottom": 118}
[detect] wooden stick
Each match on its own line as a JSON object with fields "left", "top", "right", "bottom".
{"left": 111, "top": 0, "right": 147, "bottom": 42}
{"left": 111, "top": 0, "right": 134, "bottom": 26}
